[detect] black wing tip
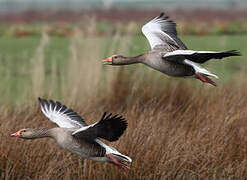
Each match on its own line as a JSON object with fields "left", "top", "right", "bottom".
{"left": 38, "top": 97, "right": 48, "bottom": 106}
{"left": 110, "top": 114, "right": 128, "bottom": 141}
{"left": 227, "top": 50, "right": 241, "bottom": 56}
{"left": 156, "top": 12, "right": 177, "bottom": 26}
{"left": 157, "top": 12, "right": 168, "bottom": 19}
{"left": 38, "top": 97, "right": 59, "bottom": 103}
{"left": 99, "top": 112, "right": 128, "bottom": 141}
{"left": 38, "top": 97, "right": 51, "bottom": 103}
{"left": 159, "top": 12, "right": 165, "bottom": 17}
{"left": 38, "top": 97, "right": 44, "bottom": 103}
{"left": 38, "top": 97, "right": 62, "bottom": 108}
{"left": 102, "top": 112, "right": 127, "bottom": 125}
{"left": 101, "top": 112, "right": 110, "bottom": 121}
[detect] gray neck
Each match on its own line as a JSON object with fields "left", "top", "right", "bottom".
{"left": 24, "top": 128, "right": 53, "bottom": 139}
{"left": 113, "top": 55, "right": 144, "bottom": 65}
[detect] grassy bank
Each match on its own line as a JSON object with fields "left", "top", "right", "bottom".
{"left": 0, "top": 26, "right": 246, "bottom": 179}
{"left": 1, "top": 78, "right": 247, "bottom": 179}
{"left": 0, "top": 33, "right": 245, "bottom": 106}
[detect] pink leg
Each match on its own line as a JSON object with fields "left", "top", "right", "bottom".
{"left": 106, "top": 154, "right": 131, "bottom": 169}
{"left": 195, "top": 73, "right": 216, "bottom": 87}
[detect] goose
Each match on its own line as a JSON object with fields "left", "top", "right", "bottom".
{"left": 103, "top": 12, "right": 241, "bottom": 86}
{"left": 11, "top": 98, "right": 132, "bottom": 169}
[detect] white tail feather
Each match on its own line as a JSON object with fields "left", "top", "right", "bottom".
{"left": 95, "top": 139, "right": 132, "bottom": 162}
{"left": 111, "top": 153, "right": 132, "bottom": 163}
{"left": 184, "top": 59, "right": 218, "bottom": 78}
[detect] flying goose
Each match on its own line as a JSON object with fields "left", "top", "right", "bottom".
{"left": 11, "top": 98, "right": 132, "bottom": 169}
{"left": 103, "top": 12, "right": 241, "bottom": 86}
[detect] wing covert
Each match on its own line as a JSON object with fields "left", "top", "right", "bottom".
{"left": 72, "top": 112, "right": 127, "bottom": 142}
{"left": 38, "top": 98, "right": 87, "bottom": 128}
{"left": 163, "top": 50, "right": 241, "bottom": 63}
{"left": 142, "top": 12, "right": 187, "bottom": 50}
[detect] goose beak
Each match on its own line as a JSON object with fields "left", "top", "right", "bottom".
{"left": 103, "top": 57, "right": 113, "bottom": 65}
{"left": 11, "top": 130, "right": 21, "bottom": 137}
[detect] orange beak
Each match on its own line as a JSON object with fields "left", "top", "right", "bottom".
{"left": 103, "top": 56, "right": 113, "bottom": 65}
{"left": 11, "top": 130, "right": 21, "bottom": 137}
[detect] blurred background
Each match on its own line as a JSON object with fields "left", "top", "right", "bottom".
{"left": 1, "top": 1, "right": 247, "bottom": 179}
{"left": 0, "top": 0, "right": 246, "bottom": 106}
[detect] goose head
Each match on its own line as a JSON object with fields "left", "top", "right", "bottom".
{"left": 11, "top": 128, "right": 50, "bottom": 139}
{"left": 103, "top": 55, "right": 126, "bottom": 65}
{"left": 11, "top": 129, "right": 32, "bottom": 139}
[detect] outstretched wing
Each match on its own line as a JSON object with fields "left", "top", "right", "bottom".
{"left": 38, "top": 98, "right": 87, "bottom": 128}
{"left": 72, "top": 112, "right": 127, "bottom": 142}
{"left": 163, "top": 50, "right": 241, "bottom": 63}
{"left": 142, "top": 12, "right": 187, "bottom": 50}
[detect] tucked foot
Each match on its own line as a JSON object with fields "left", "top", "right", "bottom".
{"left": 103, "top": 56, "right": 113, "bottom": 65}
{"left": 195, "top": 73, "right": 217, "bottom": 87}
{"left": 106, "top": 154, "right": 131, "bottom": 169}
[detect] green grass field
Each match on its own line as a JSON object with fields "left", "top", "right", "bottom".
{"left": 0, "top": 34, "right": 245, "bottom": 106}
{"left": 1, "top": 28, "right": 247, "bottom": 179}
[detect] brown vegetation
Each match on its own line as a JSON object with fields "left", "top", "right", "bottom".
{"left": 1, "top": 76, "right": 247, "bottom": 179}
{"left": 0, "top": 25, "right": 246, "bottom": 179}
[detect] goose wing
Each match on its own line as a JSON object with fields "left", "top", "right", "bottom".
{"left": 38, "top": 98, "right": 87, "bottom": 128}
{"left": 163, "top": 50, "right": 241, "bottom": 63}
{"left": 142, "top": 12, "right": 187, "bottom": 50}
{"left": 72, "top": 112, "right": 127, "bottom": 142}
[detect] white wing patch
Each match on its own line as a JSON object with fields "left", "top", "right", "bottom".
{"left": 39, "top": 98, "right": 86, "bottom": 128}
{"left": 142, "top": 24, "right": 174, "bottom": 49}
{"left": 164, "top": 50, "right": 218, "bottom": 58}
{"left": 72, "top": 122, "right": 97, "bottom": 135}
{"left": 163, "top": 49, "right": 241, "bottom": 65}
{"left": 162, "top": 49, "right": 220, "bottom": 78}
{"left": 142, "top": 13, "right": 177, "bottom": 49}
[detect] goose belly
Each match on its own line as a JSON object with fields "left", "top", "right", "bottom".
{"left": 64, "top": 145, "right": 91, "bottom": 159}
{"left": 145, "top": 59, "right": 194, "bottom": 77}
{"left": 56, "top": 137, "right": 106, "bottom": 160}
{"left": 89, "top": 156, "right": 109, "bottom": 162}
{"left": 52, "top": 129, "right": 106, "bottom": 160}
{"left": 56, "top": 137, "right": 87, "bottom": 158}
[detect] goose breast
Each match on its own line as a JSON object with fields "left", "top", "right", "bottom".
{"left": 51, "top": 128, "right": 106, "bottom": 159}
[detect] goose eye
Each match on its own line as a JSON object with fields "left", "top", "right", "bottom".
{"left": 22, "top": 130, "right": 26, "bottom": 133}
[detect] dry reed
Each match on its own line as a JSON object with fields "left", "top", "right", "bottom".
{"left": 0, "top": 23, "right": 246, "bottom": 179}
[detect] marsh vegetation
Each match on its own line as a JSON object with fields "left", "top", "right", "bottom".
{"left": 0, "top": 21, "right": 246, "bottom": 179}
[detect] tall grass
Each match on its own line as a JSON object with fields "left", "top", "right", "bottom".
{"left": 0, "top": 23, "right": 247, "bottom": 179}
{"left": 31, "top": 31, "right": 49, "bottom": 99}
{"left": 2, "top": 79, "right": 247, "bottom": 179}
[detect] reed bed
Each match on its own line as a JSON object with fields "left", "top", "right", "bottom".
{"left": 0, "top": 23, "right": 246, "bottom": 179}
{"left": 1, "top": 78, "right": 247, "bottom": 179}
